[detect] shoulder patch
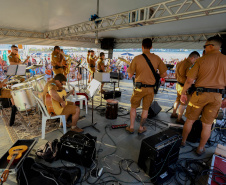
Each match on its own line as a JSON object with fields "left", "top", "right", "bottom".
{"left": 50, "top": 83, "right": 56, "bottom": 86}
{"left": 54, "top": 55, "right": 57, "bottom": 57}
{"left": 9, "top": 56, "right": 12, "bottom": 58}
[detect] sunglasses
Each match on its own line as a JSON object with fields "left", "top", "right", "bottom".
{"left": 203, "top": 44, "right": 214, "bottom": 49}
{"left": 13, "top": 49, "right": 18, "bottom": 51}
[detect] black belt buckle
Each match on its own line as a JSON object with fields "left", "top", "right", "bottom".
{"left": 196, "top": 87, "right": 204, "bottom": 96}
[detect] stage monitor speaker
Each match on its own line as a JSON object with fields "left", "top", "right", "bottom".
{"left": 148, "top": 101, "right": 162, "bottom": 118}
{"left": 101, "top": 38, "right": 114, "bottom": 50}
{"left": 138, "top": 129, "right": 182, "bottom": 185}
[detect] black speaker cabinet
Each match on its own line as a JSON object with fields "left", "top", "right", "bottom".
{"left": 148, "top": 101, "right": 162, "bottom": 118}
{"left": 60, "top": 131, "right": 96, "bottom": 168}
{"left": 138, "top": 129, "right": 181, "bottom": 184}
{"left": 101, "top": 38, "right": 114, "bottom": 50}
{"left": 110, "top": 72, "right": 124, "bottom": 80}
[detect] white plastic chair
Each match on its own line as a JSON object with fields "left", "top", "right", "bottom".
{"left": 32, "top": 92, "right": 67, "bottom": 139}
{"left": 66, "top": 83, "right": 88, "bottom": 114}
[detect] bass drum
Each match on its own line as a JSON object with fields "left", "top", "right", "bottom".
{"left": 106, "top": 99, "right": 118, "bottom": 119}
{"left": 11, "top": 88, "right": 36, "bottom": 111}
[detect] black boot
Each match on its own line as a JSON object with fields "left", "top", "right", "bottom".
{"left": 9, "top": 105, "right": 17, "bottom": 126}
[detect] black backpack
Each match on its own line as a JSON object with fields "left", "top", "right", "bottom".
{"left": 17, "top": 157, "right": 81, "bottom": 185}
{"left": 36, "top": 139, "right": 61, "bottom": 163}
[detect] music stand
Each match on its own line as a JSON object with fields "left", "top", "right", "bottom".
{"left": 7, "top": 65, "right": 26, "bottom": 76}
{"left": 82, "top": 79, "right": 101, "bottom": 132}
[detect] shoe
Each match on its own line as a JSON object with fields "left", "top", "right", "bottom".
{"left": 181, "top": 141, "right": 186, "bottom": 148}
{"left": 196, "top": 148, "right": 206, "bottom": 156}
{"left": 71, "top": 127, "right": 84, "bottom": 133}
{"left": 170, "top": 113, "right": 178, "bottom": 118}
{"left": 176, "top": 118, "right": 185, "bottom": 125}
{"left": 138, "top": 126, "right": 147, "bottom": 134}
{"left": 126, "top": 126, "right": 134, "bottom": 134}
{"left": 59, "top": 123, "right": 72, "bottom": 128}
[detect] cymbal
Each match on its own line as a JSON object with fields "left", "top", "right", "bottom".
{"left": 35, "top": 74, "right": 45, "bottom": 78}
{"left": 26, "top": 64, "right": 43, "bottom": 70}
{"left": 11, "top": 75, "right": 26, "bottom": 80}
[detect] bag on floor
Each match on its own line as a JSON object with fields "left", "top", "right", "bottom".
{"left": 17, "top": 157, "right": 81, "bottom": 185}
{"left": 36, "top": 139, "right": 61, "bottom": 163}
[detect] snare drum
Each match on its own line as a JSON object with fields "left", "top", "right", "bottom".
{"left": 106, "top": 99, "right": 118, "bottom": 119}
{"left": 11, "top": 87, "right": 36, "bottom": 111}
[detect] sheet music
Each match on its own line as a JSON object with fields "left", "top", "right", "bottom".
{"left": 6, "top": 65, "right": 26, "bottom": 76}
{"left": 16, "top": 65, "right": 26, "bottom": 76}
{"left": 86, "top": 79, "right": 101, "bottom": 98}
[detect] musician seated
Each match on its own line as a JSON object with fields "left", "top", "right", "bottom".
{"left": 0, "top": 79, "right": 17, "bottom": 126}
{"left": 43, "top": 73, "right": 83, "bottom": 133}
{"left": 97, "top": 52, "right": 106, "bottom": 93}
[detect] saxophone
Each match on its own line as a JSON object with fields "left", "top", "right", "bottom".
{"left": 63, "top": 54, "right": 72, "bottom": 75}
{"left": 105, "top": 58, "right": 112, "bottom": 72}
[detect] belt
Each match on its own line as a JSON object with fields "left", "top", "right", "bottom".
{"left": 53, "top": 66, "right": 64, "bottom": 69}
{"left": 196, "top": 87, "right": 224, "bottom": 95}
{"left": 177, "top": 82, "right": 184, "bottom": 87}
{"left": 141, "top": 84, "right": 155, "bottom": 88}
{"left": 90, "top": 65, "right": 95, "bottom": 68}
{"left": 0, "top": 88, "right": 2, "bottom": 96}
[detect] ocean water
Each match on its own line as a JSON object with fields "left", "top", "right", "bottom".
{"left": 113, "top": 51, "right": 202, "bottom": 62}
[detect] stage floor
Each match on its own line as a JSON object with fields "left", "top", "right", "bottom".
{"left": 0, "top": 79, "right": 218, "bottom": 185}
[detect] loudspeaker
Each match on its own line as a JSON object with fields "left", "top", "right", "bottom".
{"left": 110, "top": 72, "right": 124, "bottom": 80}
{"left": 221, "top": 34, "right": 226, "bottom": 55}
{"left": 138, "top": 129, "right": 181, "bottom": 184}
{"left": 101, "top": 38, "right": 114, "bottom": 50}
{"left": 148, "top": 101, "right": 162, "bottom": 118}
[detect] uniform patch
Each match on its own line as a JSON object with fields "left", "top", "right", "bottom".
{"left": 54, "top": 55, "right": 57, "bottom": 57}
{"left": 50, "top": 83, "right": 56, "bottom": 86}
{"left": 9, "top": 56, "right": 12, "bottom": 58}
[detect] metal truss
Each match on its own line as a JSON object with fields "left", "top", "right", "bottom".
{"left": 0, "top": 28, "right": 44, "bottom": 38}
{"left": 115, "top": 32, "right": 226, "bottom": 44}
{"left": 0, "top": 28, "right": 96, "bottom": 43}
{"left": 44, "top": 0, "right": 226, "bottom": 39}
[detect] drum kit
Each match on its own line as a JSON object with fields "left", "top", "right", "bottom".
{"left": 5, "top": 65, "right": 46, "bottom": 112}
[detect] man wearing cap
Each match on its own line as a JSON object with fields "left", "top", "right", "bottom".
{"left": 51, "top": 46, "right": 64, "bottom": 75}
{"left": 171, "top": 51, "right": 200, "bottom": 124}
{"left": 126, "top": 38, "right": 167, "bottom": 134}
{"left": 181, "top": 36, "right": 226, "bottom": 155}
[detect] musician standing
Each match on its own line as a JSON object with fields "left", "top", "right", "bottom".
{"left": 8, "top": 45, "right": 30, "bottom": 65}
{"left": 126, "top": 38, "right": 167, "bottom": 134}
{"left": 51, "top": 46, "right": 64, "bottom": 75}
{"left": 87, "top": 50, "right": 91, "bottom": 83}
{"left": 171, "top": 51, "right": 200, "bottom": 124}
{"left": 43, "top": 73, "right": 83, "bottom": 133}
{"left": 60, "top": 49, "right": 68, "bottom": 77}
{"left": 97, "top": 52, "right": 106, "bottom": 93}
{"left": 88, "top": 50, "right": 97, "bottom": 82}
{"left": 181, "top": 36, "right": 226, "bottom": 155}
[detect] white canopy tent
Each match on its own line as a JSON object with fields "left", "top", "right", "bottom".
{"left": 0, "top": 0, "right": 225, "bottom": 49}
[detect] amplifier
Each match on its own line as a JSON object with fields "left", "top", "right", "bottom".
{"left": 103, "top": 91, "right": 121, "bottom": 99}
{"left": 60, "top": 131, "right": 96, "bottom": 168}
{"left": 110, "top": 72, "right": 124, "bottom": 80}
{"left": 138, "top": 129, "right": 181, "bottom": 184}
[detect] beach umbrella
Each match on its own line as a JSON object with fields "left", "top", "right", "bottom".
{"left": 121, "top": 52, "right": 134, "bottom": 56}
